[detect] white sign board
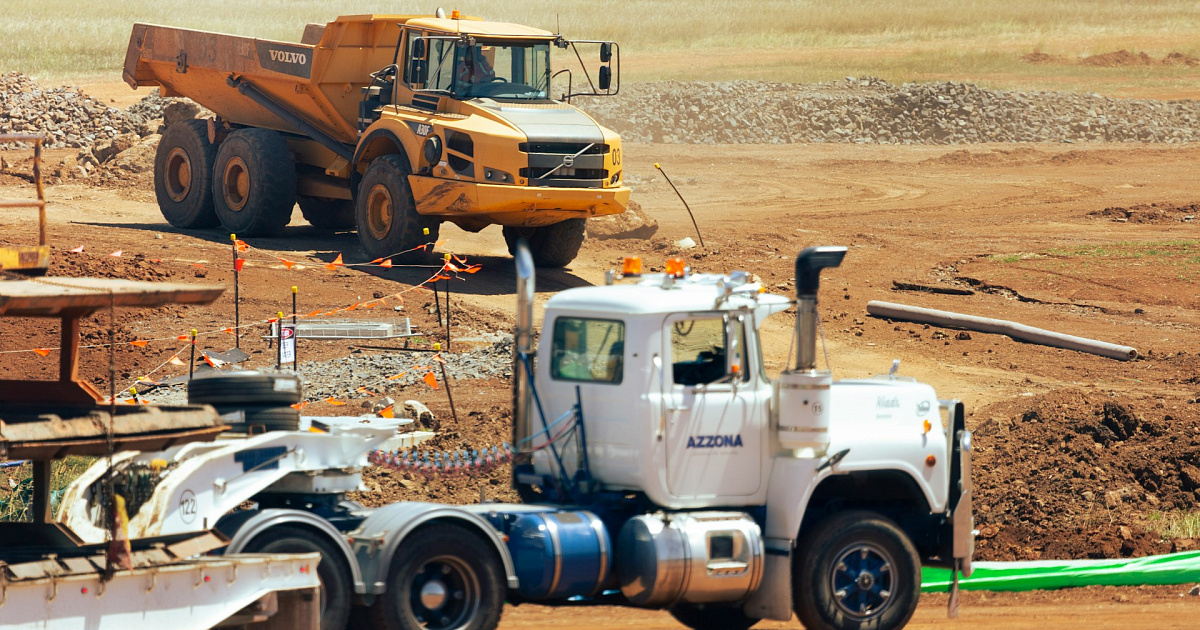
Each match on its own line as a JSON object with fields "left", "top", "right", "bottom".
{"left": 280, "top": 324, "right": 296, "bottom": 364}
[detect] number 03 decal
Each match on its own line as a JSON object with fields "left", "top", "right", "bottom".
{"left": 611, "top": 148, "right": 621, "bottom": 166}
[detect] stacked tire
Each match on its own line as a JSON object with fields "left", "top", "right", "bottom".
{"left": 188, "top": 371, "right": 303, "bottom": 433}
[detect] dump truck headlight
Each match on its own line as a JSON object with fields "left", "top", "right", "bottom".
{"left": 423, "top": 135, "right": 443, "bottom": 165}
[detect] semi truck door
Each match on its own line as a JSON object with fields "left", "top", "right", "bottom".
{"left": 663, "top": 313, "right": 764, "bottom": 499}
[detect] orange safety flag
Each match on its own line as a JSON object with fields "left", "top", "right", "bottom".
{"left": 380, "top": 259, "right": 394, "bottom": 268}
{"left": 423, "top": 372, "right": 439, "bottom": 389}
{"left": 69, "top": 245, "right": 85, "bottom": 253}
{"left": 192, "top": 263, "right": 206, "bottom": 269}
{"left": 453, "top": 254, "right": 468, "bottom": 264}
{"left": 203, "top": 354, "right": 217, "bottom": 368}
{"left": 291, "top": 401, "right": 309, "bottom": 410}
{"left": 129, "top": 340, "right": 149, "bottom": 348}
{"left": 177, "top": 334, "right": 189, "bottom": 341}
{"left": 222, "top": 327, "right": 235, "bottom": 334}
{"left": 234, "top": 258, "right": 245, "bottom": 272}
{"left": 169, "top": 356, "right": 186, "bottom": 366}
{"left": 362, "top": 301, "right": 378, "bottom": 309}
{"left": 356, "top": 386, "right": 377, "bottom": 396}
{"left": 305, "top": 309, "right": 322, "bottom": 317}
{"left": 323, "top": 253, "right": 345, "bottom": 271}
{"left": 281, "top": 259, "right": 296, "bottom": 270}
{"left": 346, "top": 302, "right": 360, "bottom": 311}
{"left": 32, "top": 348, "right": 51, "bottom": 357}
{"left": 387, "top": 371, "right": 407, "bottom": 380}
{"left": 234, "top": 239, "right": 248, "bottom": 252}
{"left": 432, "top": 354, "right": 446, "bottom": 364}
{"left": 379, "top": 405, "right": 395, "bottom": 418}
{"left": 324, "top": 397, "right": 346, "bottom": 406}
{"left": 370, "top": 258, "right": 384, "bottom": 264}
{"left": 109, "top": 250, "right": 123, "bottom": 257}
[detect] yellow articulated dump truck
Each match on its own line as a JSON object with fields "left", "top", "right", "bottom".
{"left": 124, "top": 9, "right": 629, "bottom": 266}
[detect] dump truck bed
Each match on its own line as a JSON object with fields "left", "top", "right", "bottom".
{"left": 124, "top": 17, "right": 407, "bottom": 145}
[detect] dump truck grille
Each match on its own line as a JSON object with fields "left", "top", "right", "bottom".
{"left": 518, "top": 142, "right": 610, "bottom": 188}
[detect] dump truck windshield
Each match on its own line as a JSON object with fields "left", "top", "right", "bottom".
{"left": 454, "top": 41, "right": 551, "bottom": 100}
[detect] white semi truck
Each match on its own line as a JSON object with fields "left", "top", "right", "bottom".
{"left": 58, "top": 244, "right": 973, "bottom": 630}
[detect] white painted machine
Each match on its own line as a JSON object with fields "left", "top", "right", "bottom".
{"left": 52, "top": 244, "right": 972, "bottom": 630}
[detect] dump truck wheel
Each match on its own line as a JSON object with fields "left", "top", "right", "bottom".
{"left": 299, "top": 195, "right": 356, "bottom": 230}
{"left": 669, "top": 604, "right": 759, "bottom": 630}
{"left": 187, "top": 370, "right": 303, "bottom": 405}
{"left": 356, "top": 155, "right": 439, "bottom": 263}
{"left": 370, "top": 524, "right": 504, "bottom": 630}
{"left": 212, "top": 405, "right": 302, "bottom": 433}
{"left": 244, "top": 526, "right": 353, "bottom": 630}
{"left": 154, "top": 119, "right": 219, "bottom": 228}
{"left": 212, "top": 129, "right": 297, "bottom": 237}
{"left": 793, "top": 510, "right": 921, "bottom": 630}
{"left": 502, "top": 218, "right": 586, "bottom": 267}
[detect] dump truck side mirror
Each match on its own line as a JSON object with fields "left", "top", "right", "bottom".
{"left": 598, "top": 66, "right": 611, "bottom": 91}
{"left": 600, "top": 42, "right": 612, "bottom": 63}
{"left": 412, "top": 38, "right": 427, "bottom": 59}
{"left": 409, "top": 59, "right": 428, "bottom": 85}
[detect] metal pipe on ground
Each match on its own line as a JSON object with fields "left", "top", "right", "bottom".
{"left": 866, "top": 301, "right": 1138, "bottom": 361}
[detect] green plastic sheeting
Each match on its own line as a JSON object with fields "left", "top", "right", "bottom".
{"left": 922, "top": 551, "right": 1200, "bottom": 592}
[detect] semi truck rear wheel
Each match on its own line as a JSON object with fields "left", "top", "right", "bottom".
{"left": 370, "top": 524, "right": 504, "bottom": 630}
{"left": 792, "top": 511, "right": 921, "bottom": 630}
{"left": 244, "top": 525, "right": 353, "bottom": 630}
{"left": 356, "top": 155, "right": 439, "bottom": 263}
{"left": 669, "top": 603, "right": 759, "bottom": 630}
{"left": 299, "top": 195, "right": 356, "bottom": 230}
{"left": 211, "top": 128, "right": 297, "bottom": 237}
{"left": 501, "top": 218, "right": 586, "bottom": 268}
{"left": 154, "top": 119, "right": 218, "bottom": 228}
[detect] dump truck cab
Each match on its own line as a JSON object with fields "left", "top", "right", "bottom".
{"left": 124, "top": 11, "right": 629, "bottom": 266}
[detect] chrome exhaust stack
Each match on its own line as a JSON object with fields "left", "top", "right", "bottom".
{"left": 512, "top": 241, "right": 536, "bottom": 463}
{"left": 776, "top": 246, "right": 847, "bottom": 457}
{"left": 793, "top": 246, "right": 847, "bottom": 370}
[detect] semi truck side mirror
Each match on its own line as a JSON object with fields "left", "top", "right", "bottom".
{"left": 598, "top": 66, "right": 612, "bottom": 91}
{"left": 600, "top": 42, "right": 612, "bottom": 63}
{"left": 412, "top": 38, "right": 427, "bottom": 59}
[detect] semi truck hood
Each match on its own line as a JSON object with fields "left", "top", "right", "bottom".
{"left": 473, "top": 99, "right": 605, "bottom": 144}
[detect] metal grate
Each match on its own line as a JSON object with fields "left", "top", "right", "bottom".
{"left": 266, "top": 318, "right": 417, "bottom": 340}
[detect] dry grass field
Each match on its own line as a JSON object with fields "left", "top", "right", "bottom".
{"left": 4, "top": 0, "right": 1200, "bottom": 94}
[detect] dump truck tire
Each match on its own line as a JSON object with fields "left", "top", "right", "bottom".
{"left": 212, "top": 128, "right": 297, "bottom": 237}
{"left": 213, "top": 405, "right": 302, "bottom": 433}
{"left": 502, "top": 218, "right": 586, "bottom": 267}
{"left": 154, "top": 119, "right": 219, "bottom": 229}
{"left": 188, "top": 371, "right": 303, "bottom": 405}
{"left": 356, "top": 155, "right": 439, "bottom": 263}
{"left": 299, "top": 195, "right": 357, "bottom": 230}
{"left": 793, "top": 510, "right": 921, "bottom": 630}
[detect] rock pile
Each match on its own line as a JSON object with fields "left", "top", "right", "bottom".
{"left": 0, "top": 72, "right": 152, "bottom": 148}
{"left": 581, "top": 77, "right": 1200, "bottom": 145}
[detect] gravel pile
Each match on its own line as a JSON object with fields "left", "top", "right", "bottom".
{"left": 138, "top": 336, "right": 516, "bottom": 406}
{"left": 582, "top": 77, "right": 1200, "bottom": 145}
{"left": 0, "top": 72, "right": 152, "bottom": 148}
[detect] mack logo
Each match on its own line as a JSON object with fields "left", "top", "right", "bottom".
{"left": 269, "top": 49, "right": 308, "bottom": 65}
{"left": 687, "top": 434, "right": 744, "bottom": 448}
{"left": 877, "top": 396, "right": 900, "bottom": 409}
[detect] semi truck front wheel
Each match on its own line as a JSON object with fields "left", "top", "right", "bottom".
{"left": 211, "top": 128, "right": 297, "bottom": 237}
{"left": 793, "top": 511, "right": 921, "bottom": 630}
{"left": 154, "top": 119, "right": 218, "bottom": 228}
{"left": 356, "top": 155, "right": 439, "bottom": 263}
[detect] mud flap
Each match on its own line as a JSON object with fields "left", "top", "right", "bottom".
{"left": 742, "top": 538, "right": 793, "bottom": 621}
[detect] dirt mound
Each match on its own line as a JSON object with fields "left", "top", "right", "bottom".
{"left": 1163, "top": 52, "right": 1200, "bottom": 67}
{"left": 0, "top": 72, "right": 153, "bottom": 149}
{"left": 1089, "top": 202, "right": 1199, "bottom": 224}
{"left": 1082, "top": 50, "right": 1156, "bottom": 67}
{"left": 52, "top": 249, "right": 177, "bottom": 282}
{"left": 972, "top": 390, "right": 1200, "bottom": 561}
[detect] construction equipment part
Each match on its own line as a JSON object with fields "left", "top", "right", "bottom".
{"left": 124, "top": 12, "right": 629, "bottom": 266}
{"left": 0, "top": 133, "right": 50, "bottom": 275}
